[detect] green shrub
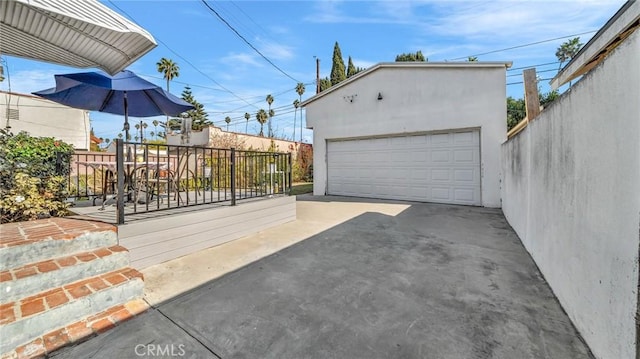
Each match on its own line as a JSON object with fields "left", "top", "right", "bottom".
{"left": 0, "top": 129, "right": 75, "bottom": 223}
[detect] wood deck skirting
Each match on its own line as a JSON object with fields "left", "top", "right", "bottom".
{"left": 117, "top": 196, "right": 297, "bottom": 269}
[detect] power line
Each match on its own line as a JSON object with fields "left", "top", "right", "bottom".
{"left": 200, "top": 0, "right": 300, "bottom": 83}
{"left": 229, "top": 1, "right": 277, "bottom": 43}
{"left": 106, "top": 0, "right": 258, "bottom": 110}
{"left": 447, "top": 30, "right": 597, "bottom": 61}
{"left": 507, "top": 68, "right": 558, "bottom": 77}
{"left": 507, "top": 61, "right": 561, "bottom": 72}
{"left": 222, "top": 83, "right": 313, "bottom": 113}
{"left": 214, "top": 107, "right": 299, "bottom": 127}
{"left": 507, "top": 77, "right": 554, "bottom": 86}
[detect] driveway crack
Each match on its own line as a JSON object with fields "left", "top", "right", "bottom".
{"left": 156, "top": 307, "right": 223, "bottom": 359}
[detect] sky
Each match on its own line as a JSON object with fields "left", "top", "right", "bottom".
{"left": 0, "top": 0, "right": 626, "bottom": 144}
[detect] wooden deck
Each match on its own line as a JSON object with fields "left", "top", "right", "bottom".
{"left": 68, "top": 195, "right": 297, "bottom": 269}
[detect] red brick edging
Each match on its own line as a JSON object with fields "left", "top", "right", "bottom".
{"left": 0, "top": 246, "right": 129, "bottom": 285}
{"left": 0, "top": 218, "right": 115, "bottom": 248}
{"left": 1, "top": 299, "right": 149, "bottom": 359}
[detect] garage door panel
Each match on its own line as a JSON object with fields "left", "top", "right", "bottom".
{"left": 409, "top": 187, "right": 429, "bottom": 198}
{"left": 431, "top": 133, "right": 450, "bottom": 146}
{"left": 454, "top": 149, "right": 475, "bottom": 162}
{"left": 328, "top": 130, "right": 481, "bottom": 205}
{"left": 454, "top": 188, "right": 477, "bottom": 203}
{"left": 454, "top": 169, "right": 476, "bottom": 182}
{"left": 431, "top": 187, "right": 452, "bottom": 201}
{"left": 411, "top": 169, "right": 428, "bottom": 180}
{"left": 431, "top": 150, "right": 450, "bottom": 162}
{"left": 453, "top": 131, "right": 476, "bottom": 144}
{"left": 431, "top": 169, "right": 450, "bottom": 181}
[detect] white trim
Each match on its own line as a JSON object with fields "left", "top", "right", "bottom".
{"left": 301, "top": 62, "right": 512, "bottom": 108}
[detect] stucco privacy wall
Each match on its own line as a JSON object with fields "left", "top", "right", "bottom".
{"left": 501, "top": 29, "right": 640, "bottom": 359}
{"left": 305, "top": 63, "right": 508, "bottom": 207}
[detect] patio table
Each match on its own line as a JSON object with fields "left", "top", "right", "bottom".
{"left": 76, "top": 161, "right": 167, "bottom": 209}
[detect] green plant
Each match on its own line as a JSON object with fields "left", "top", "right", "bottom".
{"left": 0, "top": 172, "right": 70, "bottom": 222}
{"left": 292, "top": 144, "right": 313, "bottom": 182}
{"left": 290, "top": 183, "right": 313, "bottom": 196}
{"left": 0, "top": 130, "right": 74, "bottom": 222}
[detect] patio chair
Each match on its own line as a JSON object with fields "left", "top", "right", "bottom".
{"left": 134, "top": 152, "right": 201, "bottom": 201}
{"left": 172, "top": 152, "right": 202, "bottom": 203}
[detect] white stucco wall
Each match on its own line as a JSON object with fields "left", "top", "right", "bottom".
{"left": 0, "top": 92, "right": 91, "bottom": 150}
{"left": 305, "top": 63, "right": 508, "bottom": 207}
{"left": 501, "top": 30, "right": 640, "bottom": 359}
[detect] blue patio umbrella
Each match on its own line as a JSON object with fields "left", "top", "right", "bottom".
{"left": 33, "top": 70, "right": 194, "bottom": 140}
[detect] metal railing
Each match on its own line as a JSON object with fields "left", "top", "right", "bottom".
{"left": 66, "top": 140, "right": 292, "bottom": 224}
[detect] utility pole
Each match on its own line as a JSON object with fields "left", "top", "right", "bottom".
{"left": 523, "top": 68, "right": 540, "bottom": 122}
{"left": 315, "top": 56, "right": 320, "bottom": 94}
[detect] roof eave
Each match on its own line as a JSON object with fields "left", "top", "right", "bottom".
{"left": 300, "top": 61, "right": 512, "bottom": 107}
{"left": 550, "top": 0, "right": 640, "bottom": 89}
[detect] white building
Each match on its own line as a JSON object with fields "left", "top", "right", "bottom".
{"left": 302, "top": 62, "right": 510, "bottom": 208}
{"left": 1, "top": 91, "right": 91, "bottom": 150}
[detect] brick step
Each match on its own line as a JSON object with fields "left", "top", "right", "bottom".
{"left": 1, "top": 298, "right": 149, "bottom": 359}
{"left": 0, "top": 218, "right": 117, "bottom": 271}
{"left": 0, "top": 246, "right": 130, "bottom": 303}
{"left": 0, "top": 268, "right": 145, "bottom": 355}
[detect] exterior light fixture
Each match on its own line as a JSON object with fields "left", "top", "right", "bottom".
{"left": 377, "top": 92, "right": 383, "bottom": 100}
{"left": 343, "top": 94, "right": 357, "bottom": 103}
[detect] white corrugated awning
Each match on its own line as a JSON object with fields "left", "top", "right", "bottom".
{"left": 0, "top": 0, "right": 157, "bottom": 75}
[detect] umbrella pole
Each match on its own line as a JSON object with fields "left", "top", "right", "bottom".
{"left": 122, "top": 91, "right": 133, "bottom": 202}
{"left": 123, "top": 91, "right": 130, "bottom": 142}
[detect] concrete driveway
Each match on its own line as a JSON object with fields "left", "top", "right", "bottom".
{"left": 52, "top": 196, "right": 591, "bottom": 359}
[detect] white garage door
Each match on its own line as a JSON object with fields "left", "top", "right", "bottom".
{"left": 327, "top": 130, "right": 481, "bottom": 205}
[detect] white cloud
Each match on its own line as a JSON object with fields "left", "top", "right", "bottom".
{"left": 255, "top": 37, "right": 295, "bottom": 61}
{"left": 422, "top": 1, "right": 623, "bottom": 44}
{"left": 304, "top": 0, "right": 413, "bottom": 25}
{"left": 304, "top": 0, "right": 624, "bottom": 62}
{"left": 351, "top": 58, "right": 376, "bottom": 69}
{"left": 0, "top": 69, "right": 59, "bottom": 95}
{"left": 220, "top": 52, "right": 263, "bottom": 67}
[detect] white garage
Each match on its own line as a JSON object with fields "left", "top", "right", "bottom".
{"left": 327, "top": 130, "right": 481, "bottom": 205}
{"left": 302, "top": 62, "right": 510, "bottom": 208}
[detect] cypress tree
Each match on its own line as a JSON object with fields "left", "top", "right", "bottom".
{"left": 347, "top": 56, "right": 357, "bottom": 78}
{"left": 330, "top": 42, "right": 346, "bottom": 85}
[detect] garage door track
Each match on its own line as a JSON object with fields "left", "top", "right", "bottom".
{"left": 52, "top": 199, "right": 591, "bottom": 358}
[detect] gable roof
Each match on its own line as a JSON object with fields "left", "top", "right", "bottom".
{"left": 550, "top": 0, "right": 639, "bottom": 89}
{"left": 300, "top": 61, "right": 512, "bottom": 107}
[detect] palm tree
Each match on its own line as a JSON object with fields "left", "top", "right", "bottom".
{"left": 266, "top": 94, "right": 274, "bottom": 137}
{"left": 256, "top": 109, "right": 268, "bottom": 136}
{"left": 134, "top": 123, "right": 140, "bottom": 142}
{"left": 292, "top": 99, "right": 300, "bottom": 142}
{"left": 152, "top": 119, "right": 159, "bottom": 139}
{"left": 157, "top": 58, "right": 180, "bottom": 125}
{"left": 225, "top": 116, "right": 231, "bottom": 131}
{"left": 244, "top": 112, "right": 250, "bottom": 133}
{"left": 295, "top": 83, "right": 305, "bottom": 142}
{"left": 156, "top": 58, "right": 179, "bottom": 92}
{"left": 142, "top": 122, "right": 148, "bottom": 142}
